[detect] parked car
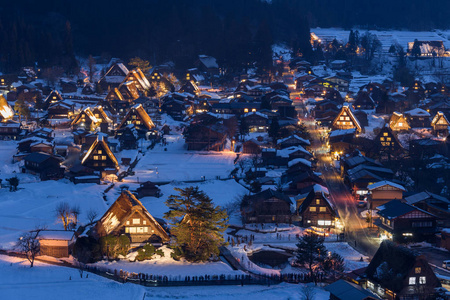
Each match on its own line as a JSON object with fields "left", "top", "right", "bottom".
{"left": 443, "top": 260, "right": 450, "bottom": 269}
{"left": 357, "top": 200, "right": 367, "bottom": 208}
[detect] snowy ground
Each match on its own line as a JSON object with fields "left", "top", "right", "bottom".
{"left": 312, "top": 28, "right": 450, "bottom": 53}
{"left": 0, "top": 255, "right": 145, "bottom": 300}
{"left": 0, "top": 255, "right": 330, "bottom": 300}
{"left": 91, "top": 246, "right": 244, "bottom": 278}
{"left": 125, "top": 134, "right": 237, "bottom": 182}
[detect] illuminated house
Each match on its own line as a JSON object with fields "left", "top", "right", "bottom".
{"left": 0, "top": 95, "right": 14, "bottom": 121}
{"left": 43, "top": 90, "right": 63, "bottom": 109}
{"left": 363, "top": 241, "right": 441, "bottom": 300}
{"left": 98, "top": 63, "right": 129, "bottom": 90}
{"left": 81, "top": 136, "right": 118, "bottom": 172}
{"left": 123, "top": 68, "right": 150, "bottom": 92}
{"left": 179, "top": 80, "right": 199, "bottom": 95}
{"left": 116, "top": 104, "right": 155, "bottom": 137}
{"left": 430, "top": 111, "right": 449, "bottom": 136}
{"left": 331, "top": 103, "right": 362, "bottom": 133}
{"left": 374, "top": 200, "right": 437, "bottom": 243}
{"left": 71, "top": 106, "right": 112, "bottom": 132}
{"left": 353, "top": 91, "right": 375, "bottom": 110}
{"left": 298, "top": 186, "right": 338, "bottom": 228}
{"left": 389, "top": 112, "right": 410, "bottom": 131}
{"left": 373, "top": 125, "right": 403, "bottom": 157}
{"left": 404, "top": 108, "right": 431, "bottom": 128}
{"left": 71, "top": 107, "right": 101, "bottom": 131}
{"left": 95, "top": 190, "right": 169, "bottom": 244}
{"left": 367, "top": 180, "right": 406, "bottom": 209}
{"left": 105, "top": 87, "right": 125, "bottom": 101}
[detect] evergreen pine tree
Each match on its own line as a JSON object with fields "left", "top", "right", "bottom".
{"left": 295, "top": 232, "right": 327, "bottom": 280}
{"left": 164, "top": 186, "right": 228, "bottom": 262}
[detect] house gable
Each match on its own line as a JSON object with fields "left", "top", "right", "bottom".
{"left": 81, "top": 137, "right": 118, "bottom": 170}
{"left": 96, "top": 191, "right": 169, "bottom": 243}
{"left": 117, "top": 104, "right": 155, "bottom": 131}
{"left": 332, "top": 104, "right": 362, "bottom": 133}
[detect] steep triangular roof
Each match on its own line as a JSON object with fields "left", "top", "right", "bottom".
{"left": 0, "top": 95, "right": 13, "bottom": 120}
{"left": 431, "top": 111, "right": 449, "bottom": 127}
{"left": 124, "top": 68, "right": 150, "bottom": 91}
{"left": 105, "top": 88, "right": 125, "bottom": 101}
{"left": 44, "top": 90, "right": 64, "bottom": 108}
{"left": 71, "top": 107, "right": 100, "bottom": 126}
{"left": 104, "top": 63, "right": 129, "bottom": 78}
{"left": 298, "top": 188, "right": 337, "bottom": 216}
{"left": 81, "top": 135, "right": 118, "bottom": 166}
{"left": 332, "top": 103, "right": 362, "bottom": 133}
{"left": 117, "top": 104, "right": 155, "bottom": 131}
{"left": 365, "top": 241, "right": 440, "bottom": 293}
{"left": 96, "top": 190, "right": 169, "bottom": 241}
{"left": 389, "top": 111, "right": 410, "bottom": 130}
{"left": 92, "top": 106, "right": 112, "bottom": 123}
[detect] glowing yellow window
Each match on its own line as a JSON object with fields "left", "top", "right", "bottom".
{"left": 244, "top": 108, "right": 249, "bottom": 113}
{"left": 310, "top": 207, "right": 316, "bottom": 212}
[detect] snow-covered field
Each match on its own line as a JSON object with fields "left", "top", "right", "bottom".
{"left": 312, "top": 27, "right": 450, "bottom": 53}
{"left": 125, "top": 134, "right": 237, "bottom": 182}
{"left": 0, "top": 181, "right": 107, "bottom": 249}
{"left": 0, "top": 255, "right": 329, "bottom": 300}
{"left": 91, "top": 246, "right": 244, "bottom": 277}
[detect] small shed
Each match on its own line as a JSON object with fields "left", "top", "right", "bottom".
{"left": 38, "top": 230, "right": 76, "bottom": 258}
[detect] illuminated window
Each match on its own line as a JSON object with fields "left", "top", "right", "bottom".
{"left": 102, "top": 156, "right": 106, "bottom": 160}
{"left": 419, "top": 276, "right": 426, "bottom": 284}
{"left": 316, "top": 199, "right": 320, "bottom": 204}
{"left": 98, "top": 150, "right": 103, "bottom": 154}
{"left": 383, "top": 132, "right": 388, "bottom": 136}
{"left": 415, "top": 267, "right": 421, "bottom": 274}
{"left": 409, "top": 277, "right": 416, "bottom": 285}
{"left": 252, "top": 108, "right": 256, "bottom": 112}
{"left": 310, "top": 207, "right": 316, "bottom": 212}
{"left": 143, "top": 220, "right": 146, "bottom": 225}
{"left": 126, "top": 221, "right": 130, "bottom": 225}
{"left": 399, "top": 122, "right": 403, "bottom": 127}
{"left": 320, "top": 207, "right": 326, "bottom": 212}
{"left": 133, "top": 218, "right": 140, "bottom": 224}
{"left": 244, "top": 108, "right": 249, "bottom": 113}
{"left": 386, "top": 137, "right": 391, "bottom": 141}
{"left": 93, "top": 155, "right": 99, "bottom": 160}
{"left": 129, "top": 227, "right": 136, "bottom": 233}
{"left": 380, "top": 137, "right": 385, "bottom": 141}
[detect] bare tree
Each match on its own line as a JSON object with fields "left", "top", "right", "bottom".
{"left": 74, "top": 260, "right": 86, "bottom": 278}
{"left": 55, "top": 202, "right": 72, "bottom": 230}
{"left": 301, "top": 284, "right": 317, "bottom": 300}
{"left": 86, "top": 209, "right": 98, "bottom": 224}
{"left": 16, "top": 231, "right": 40, "bottom": 267}
{"left": 70, "top": 205, "right": 81, "bottom": 230}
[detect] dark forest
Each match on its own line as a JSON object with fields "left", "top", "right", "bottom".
{"left": 0, "top": 0, "right": 448, "bottom": 72}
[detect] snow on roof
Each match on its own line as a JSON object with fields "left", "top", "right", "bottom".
{"left": 243, "top": 111, "right": 268, "bottom": 119}
{"left": 405, "top": 108, "right": 430, "bottom": 117}
{"left": 277, "top": 135, "right": 310, "bottom": 145}
{"left": 329, "top": 128, "right": 356, "bottom": 137}
{"left": 37, "top": 230, "right": 75, "bottom": 241}
{"left": 277, "top": 145, "right": 311, "bottom": 157}
{"left": 313, "top": 184, "right": 329, "bottom": 195}
{"left": 198, "top": 55, "right": 219, "bottom": 69}
{"left": 367, "top": 180, "right": 406, "bottom": 191}
{"left": 117, "top": 63, "right": 129, "bottom": 75}
{"left": 288, "top": 158, "right": 312, "bottom": 168}
{"left": 405, "top": 191, "right": 450, "bottom": 205}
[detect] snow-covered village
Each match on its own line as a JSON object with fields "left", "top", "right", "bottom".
{"left": 1, "top": 1, "right": 450, "bottom": 299}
